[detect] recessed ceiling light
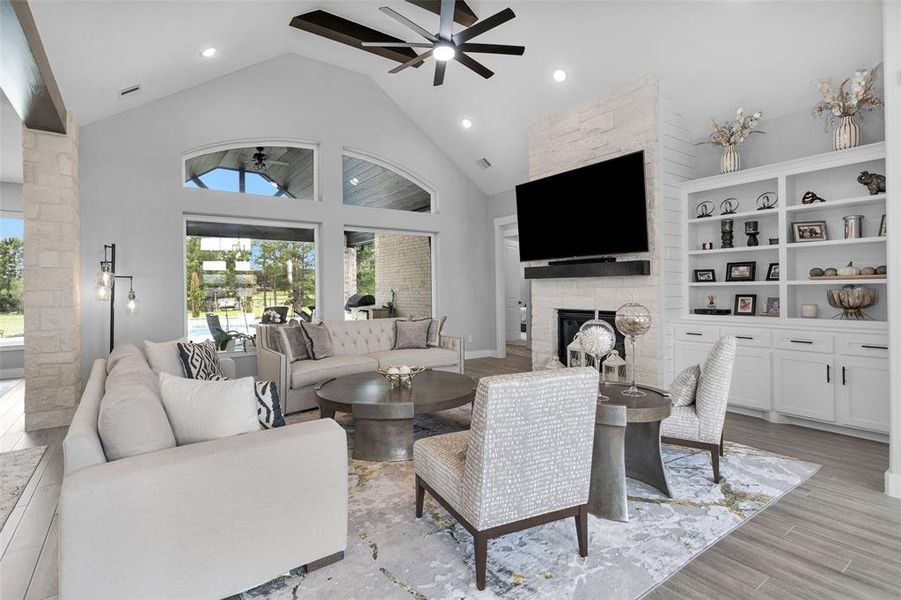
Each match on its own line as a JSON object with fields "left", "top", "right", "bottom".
{"left": 201, "top": 47, "right": 217, "bottom": 58}
{"left": 349, "top": 177, "right": 360, "bottom": 186}
{"left": 553, "top": 69, "right": 567, "bottom": 82}
{"left": 433, "top": 43, "right": 456, "bottom": 62}
{"left": 461, "top": 118, "right": 473, "bottom": 129}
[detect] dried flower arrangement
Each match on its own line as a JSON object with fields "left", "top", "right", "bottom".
{"left": 812, "top": 65, "right": 882, "bottom": 127}
{"left": 698, "top": 108, "right": 764, "bottom": 148}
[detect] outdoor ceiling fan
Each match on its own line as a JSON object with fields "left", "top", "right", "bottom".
{"left": 244, "top": 147, "right": 289, "bottom": 172}
{"left": 290, "top": 0, "right": 524, "bottom": 87}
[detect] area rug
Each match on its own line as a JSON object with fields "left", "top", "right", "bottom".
{"left": 243, "top": 409, "right": 819, "bottom": 599}
{"left": 0, "top": 445, "right": 47, "bottom": 530}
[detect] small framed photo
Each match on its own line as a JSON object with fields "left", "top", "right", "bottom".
{"left": 792, "top": 220, "right": 828, "bottom": 243}
{"left": 879, "top": 214, "right": 886, "bottom": 237}
{"left": 726, "top": 261, "right": 756, "bottom": 282}
{"left": 694, "top": 269, "right": 716, "bottom": 282}
{"left": 765, "top": 297, "right": 780, "bottom": 316}
{"left": 734, "top": 294, "right": 758, "bottom": 316}
{"left": 765, "top": 263, "right": 780, "bottom": 281}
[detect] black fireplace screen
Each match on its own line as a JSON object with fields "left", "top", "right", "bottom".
{"left": 557, "top": 309, "right": 626, "bottom": 366}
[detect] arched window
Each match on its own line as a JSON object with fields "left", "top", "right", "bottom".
{"left": 342, "top": 151, "right": 434, "bottom": 212}
{"left": 184, "top": 145, "right": 316, "bottom": 200}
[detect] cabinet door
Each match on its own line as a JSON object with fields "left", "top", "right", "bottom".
{"left": 730, "top": 347, "right": 772, "bottom": 410}
{"left": 836, "top": 356, "right": 889, "bottom": 433}
{"left": 773, "top": 350, "right": 835, "bottom": 422}
{"left": 673, "top": 341, "right": 712, "bottom": 374}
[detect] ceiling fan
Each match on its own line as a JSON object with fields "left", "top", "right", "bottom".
{"left": 290, "top": 0, "right": 524, "bottom": 87}
{"left": 243, "top": 147, "right": 289, "bottom": 172}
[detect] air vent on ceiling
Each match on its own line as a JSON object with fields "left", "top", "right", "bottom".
{"left": 118, "top": 84, "right": 141, "bottom": 99}
{"left": 476, "top": 157, "right": 492, "bottom": 169}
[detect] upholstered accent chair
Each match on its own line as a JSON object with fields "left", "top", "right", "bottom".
{"left": 413, "top": 367, "right": 599, "bottom": 590}
{"left": 661, "top": 335, "right": 737, "bottom": 483}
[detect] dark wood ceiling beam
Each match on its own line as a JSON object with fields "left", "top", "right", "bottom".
{"left": 290, "top": 10, "right": 422, "bottom": 66}
{"left": 0, "top": 0, "right": 67, "bottom": 133}
{"left": 405, "top": 1, "right": 478, "bottom": 27}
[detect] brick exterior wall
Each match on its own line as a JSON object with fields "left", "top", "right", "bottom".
{"left": 374, "top": 233, "right": 432, "bottom": 318}
{"left": 22, "top": 113, "right": 81, "bottom": 430}
{"left": 527, "top": 75, "right": 667, "bottom": 385}
{"left": 343, "top": 246, "right": 357, "bottom": 301}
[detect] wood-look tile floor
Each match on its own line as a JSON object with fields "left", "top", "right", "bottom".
{"left": 2, "top": 346, "right": 898, "bottom": 600}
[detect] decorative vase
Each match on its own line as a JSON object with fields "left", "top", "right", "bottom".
{"left": 720, "top": 144, "right": 740, "bottom": 174}
{"left": 614, "top": 303, "right": 652, "bottom": 397}
{"left": 833, "top": 115, "right": 860, "bottom": 151}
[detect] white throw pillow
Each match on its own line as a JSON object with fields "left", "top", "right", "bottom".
{"left": 144, "top": 338, "right": 187, "bottom": 376}
{"left": 158, "top": 373, "right": 261, "bottom": 445}
{"left": 669, "top": 364, "right": 701, "bottom": 407}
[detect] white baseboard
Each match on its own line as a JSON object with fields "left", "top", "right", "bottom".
{"left": 0, "top": 368, "right": 24, "bottom": 379}
{"left": 464, "top": 349, "right": 501, "bottom": 360}
{"left": 886, "top": 471, "right": 901, "bottom": 499}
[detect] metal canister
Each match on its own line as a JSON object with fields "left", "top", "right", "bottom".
{"left": 843, "top": 215, "right": 864, "bottom": 239}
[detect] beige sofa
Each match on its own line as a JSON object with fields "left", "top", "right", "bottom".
{"left": 60, "top": 345, "right": 348, "bottom": 600}
{"left": 257, "top": 318, "right": 464, "bottom": 414}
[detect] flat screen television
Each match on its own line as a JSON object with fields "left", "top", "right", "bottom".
{"left": 515, "top": 150, "right": 647, "bottom": 261}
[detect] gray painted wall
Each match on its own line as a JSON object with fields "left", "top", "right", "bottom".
{"left": 78, "top": 53, "right": 494, "bottom": 381}
{"left": 488, "top": 189, "right": 516, "bottom": 220}
{"left": 1, "top": 182, "right": 23, "bottom": 212}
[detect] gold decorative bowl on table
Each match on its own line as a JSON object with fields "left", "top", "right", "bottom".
{"left": 377, "top": 366, "right": 426, "bottom": 387}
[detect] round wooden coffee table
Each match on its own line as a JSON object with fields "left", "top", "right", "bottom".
{"left": 316, "top": 370, "right": 476, "bottom": 462}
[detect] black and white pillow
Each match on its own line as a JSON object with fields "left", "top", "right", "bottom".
{"left": 176, "top": 341, "right": 226, "bottom": 380}
{"left": 255, "top": 381, "right": 285, "bottom": 429}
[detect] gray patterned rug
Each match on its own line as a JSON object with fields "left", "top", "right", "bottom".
{"left": 243, "top": 409, "right": 819, "bottom": 599}
{"left": 0, "top": 445, "right": 47, "bottom": 530}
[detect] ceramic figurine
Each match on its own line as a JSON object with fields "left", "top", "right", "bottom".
{"left": 707, "top": 295, "right": 717, "bottom": 309}
{"left": 857, "top": 171, "right": 886, "bottom": 196}
{"left": 801, "top": 191, "right": 826, "bottom": 204}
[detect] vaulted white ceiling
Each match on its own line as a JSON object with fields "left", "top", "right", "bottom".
{"left": 26, "top": 1, "right": 885, "bottom": 195}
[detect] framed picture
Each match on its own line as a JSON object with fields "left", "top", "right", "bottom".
{"left": 734, "top": 294, "right": 757, "bottom": 316}
{"left": 880, "top": 214, "right": 886, "bottom": 236}
{"left": 792, "top": 220, "right": 828, "bottom": 243}
{"left": 694, "top": 269, "right": 716, "bottom": 282}
{"left": 765, "top": 263, "right": 780, "bottom": 281}
{"left": 765, "top": 297, "right": 780, "bottom": 316}
{"left": 726, "top": 261, "right": 756, "bottom": 282}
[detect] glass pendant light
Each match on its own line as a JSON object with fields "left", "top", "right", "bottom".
{"left": 126, "top": 289, "right": 138, "bottom": 315}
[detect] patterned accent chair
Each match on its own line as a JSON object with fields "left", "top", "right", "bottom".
{"left": 413, "top": 367, "right": 599, "bottom": 590}
{"left": 661, "top": 335, "right": 737, "bottom": 483}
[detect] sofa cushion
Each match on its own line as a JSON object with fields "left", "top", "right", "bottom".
{"left": 290, "top": 355, "right": 378, "bottom": 389}
{"left": 144, "top": 338, "right": 187, "bottom": 376}
{"left": 394, "top": 318, "right": 431, "bottom": 349}
{"left": 327, "top": 319, "right": 396, "bottom": 355}
{"left": 368, "top": 348, "right": 459, "bottom": 370}
{"left": 300, "top": 322, "right": 334, "bottom": 359}
{"left": 177, "top": 340, "right": 225, "bottom": 380}
{"left": 99, "top": 346, "right": 177, "bottom": 461}
{"left": 278, "top": 325, "right": 309, "bottom": 362}
{"left": 158, "top": 373, "right": 261, "bottom": 445}
{"left": 106, "top": 342, "right": 145, "bottom": 374}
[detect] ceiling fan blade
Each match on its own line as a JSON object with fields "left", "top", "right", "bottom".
{"left": 379, "top": 7, "right": 437, "bottom": 42}
{"left": 289, "top": 11, "right": 420, "bottom": 65}
{"left": 454, "top": 52, "right": 494, "bottom": 79}
{"left": 404, "top": 1, "right": 479, "bottom": 27}
{"left": 452, "top": 7, "right": 515, "bottom": 45}
{"left": 438, "top": 0, "right": 455, "bottom": 39}
{"left": 457, "top": 42, "right": 524, "bottom": 55}
{"left": 389, "top": 49, "right": 433, "bottom": 74}
{"left": 361, "top": 42, "right": 434, "bottom": 48}
{"left": 433, "top": 60, "right": 447, "bottom": 86}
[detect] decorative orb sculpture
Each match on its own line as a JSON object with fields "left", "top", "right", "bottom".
{"left": 615, "top": 303, "right": 652, "bottom": 397}
{"left": 578, "top": 319, "right": 616, "bottom": 356}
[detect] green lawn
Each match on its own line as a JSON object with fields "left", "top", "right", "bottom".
{"left": 0, "top": 313, "right": 24, "bottom": 338}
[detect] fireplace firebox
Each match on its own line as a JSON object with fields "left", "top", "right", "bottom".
{"left": 556, "top": 309, "right": 625, "bottom": 366}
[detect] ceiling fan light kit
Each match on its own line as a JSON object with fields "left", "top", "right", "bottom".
{"left": 291, "top": 0, "right": 524, "bottom": 87}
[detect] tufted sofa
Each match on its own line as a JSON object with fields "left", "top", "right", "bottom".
{"left": 257, "top": 318, "right": 464, "bottom": 414}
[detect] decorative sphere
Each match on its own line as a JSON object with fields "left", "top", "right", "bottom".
{"left": 578, "top": 319, "right": 616, "bottom": 356}
{"left": 388, "top": 367, "right": 400, "bottom": 375}
{"left": 399, "top": 365, "right": 412, "bottom": 375}
{"left": 809, "top": 267, "right": 825, "bottom": 277}
{"left": 615, "top": 302, "right": 652, "bottom": 338}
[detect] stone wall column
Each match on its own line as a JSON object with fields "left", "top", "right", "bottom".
{"left": 23, "top": 113, "right": 80, "bottom": 431}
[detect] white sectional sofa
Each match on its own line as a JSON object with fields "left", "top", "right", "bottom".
{"left": 257, "top": 318, "right": 464, "bottom": 414}
{"left": 59, "top": 344, "right": 348, "bottom": 600}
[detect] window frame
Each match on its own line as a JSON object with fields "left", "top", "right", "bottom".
{"left": 341, "top": 148, "right": 438, "bottom": 215}
{"left": 182, "top": 139, "right": 320, "bottom": 202}
{"left": 181, "top": 214, "right": 322, "bottom": 341}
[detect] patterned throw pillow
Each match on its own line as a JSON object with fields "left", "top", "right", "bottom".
{"left": 669, "top": 364, "right": 701, "bottom": 407}
{"left": 277, "top": 325, "right": 308, "bottom": 362}
{"left": 300, "top": 322, "right": 333, "bottom": 360}
{"left": 176, "top": 341, "right": 226, "bottom": 380}
{"left": 395, "top": 318, "right": 431, "bottom": 350}
{"left": 427, "top": 316, "right": 447, "bottom": 346}
{"left": 255, "top": 381, "right": 285, "bottom": 429}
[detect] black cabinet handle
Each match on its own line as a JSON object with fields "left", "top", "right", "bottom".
{"left": 861, "top": 345, "right": 888, "bottom": 350}
{"left": 842, "top": 366, "right": 847, "bottom": 386}
{"left": 736, "top": 336, "right": 753, "bottom": 340}
{"left": 826, "top": 364, "right": 831, "bottom": 383}
{"left": 685, "top": 332, "right": 703, "bottom": 336}
{"left": 790, "top": 339, "right": 813, "bottom": 345}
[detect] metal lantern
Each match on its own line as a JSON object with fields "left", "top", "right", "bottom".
{"left": 602, "top": 349, "right": 628, "bottom": 383}
{"left": 567, "top": 336, "right": 587, "bottom": 367}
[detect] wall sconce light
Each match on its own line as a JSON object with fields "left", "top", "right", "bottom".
{"left": 96, "top": 243, "right": 138, "bottom": 352}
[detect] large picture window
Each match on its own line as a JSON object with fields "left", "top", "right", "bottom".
{"left": 185, "top": 220, "right": 317, "bottom": 349}
{"left": 184, "top": 145, "right": 315, "bottom": 200}
{"left": 342, "top": 152, "right": 433, "bottom": 212}
{"left": 0, "top": 216, "right": 23, "bottom": 344}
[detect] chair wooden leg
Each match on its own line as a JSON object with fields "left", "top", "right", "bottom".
{"left": 711, "top": 445, "right": 721, "bottom": 483}
{"left": 575, "top": 504, "right": 588, "bottom": 557}
{"left": 719, "top": 432, "right": 725, "bottom": 457}
{"left": 415, "top": 475, "right": 425, "bottom": 518}
{"left": 474, "top": 532, "right": 488, "bottom": 591}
